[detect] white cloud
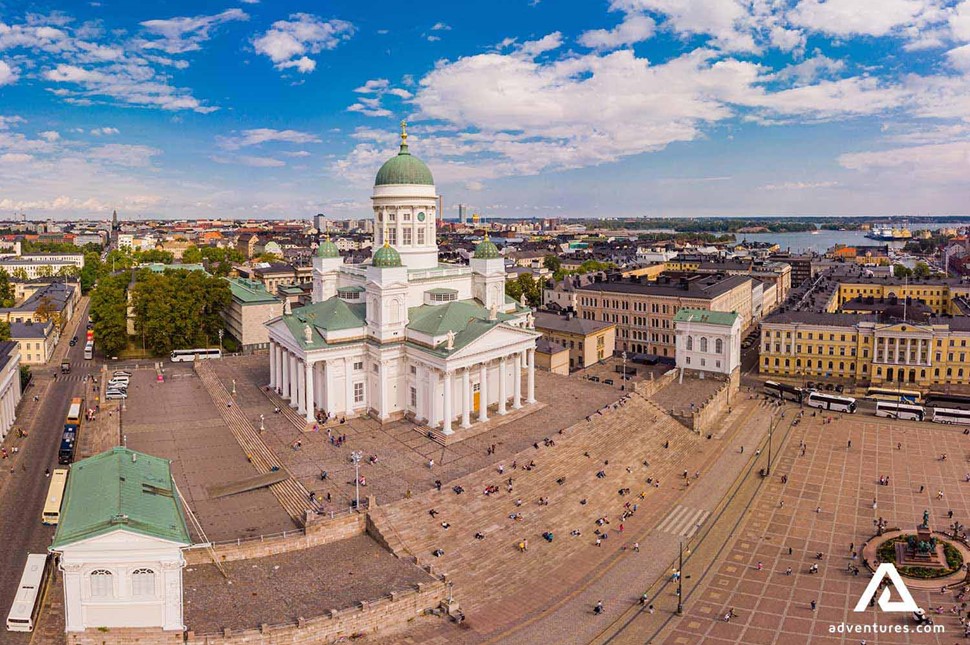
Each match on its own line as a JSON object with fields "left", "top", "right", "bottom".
{"left": 579, "top": 13, "right": 655, "bottom": 50}
{"left": 253, "top": 13, "right": 355, "bottom": 74}
{"left": 613, "top": 0, "right": 757, "bottom": 52}
{"left": 212, "top": 154, "right": 286, "bottom": 167}
{"left": 768, "top": 54, "right": 846, "bottom": 86}
{"left": 839, "top": 140, "right": 970, "bottom": 182}
{"left": 947, "top": 43, "right": 970, "bottom": 72}
{"left": 90, "top": 126, "right": 119, "bottom": 135}
{"left": 139, "top": 8, "right": 248, "bottom": 54}
{"left": 38, "top": 130, "right": 60, "bottom": 141}
{"left": 87, "top": 143, "right": 159, "bottom": 167}
{"left": 431, "top": 22, "right": 451, "bottom": 32}
{"left": 761, "top": 180, "right": 839, "bottom": 190}
{"left": 348, "top": 78, "right": 411, "bottom": 116}
{"left": 0, "top": 116, "right": 25, "bottom": 129}
{"left": 0, "top": 60, "right": 17, "bottom": 85}
{"left": 790, "top": 0, "right": 936, "bottom": 38}
{"left": 0, "top": 152, "right": 33, "bottom": 164}
{"left": 354, "top": 78, "right": 389, "bottom": 93}
{"left": 216, "top": 128, "right": 321, "bottom": 150}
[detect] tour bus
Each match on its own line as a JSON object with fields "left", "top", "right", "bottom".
{"left": 875, "top": 401, "right": 926, "bottom": 421}
{"left": 930, "top": 407, "right": 970, "bottom": 425}
{"left": 806, "top": 391, "right": 857, "bottom": 413}
{"left": 170, "top": 348, "right": 222, "bottom": 362}
{"left": 764, "top": 380, "right": 803, "bottom": 403}
{"left": 57, "top": 428, "right": 77, "bottom": 464}
{"left": 866, "top": 387, "right": 922, "bottom": 404}
{"left": 83, "top": 340, "right": 93, "bottom": 360}
{"left": 925, "top": 392, "right": 970, "bottom": 410}
{"left": 5, "top": 554, "right": 49, "bottom": 632}
{"left": 41, "top": 469, "right": 69, "bottom": 525}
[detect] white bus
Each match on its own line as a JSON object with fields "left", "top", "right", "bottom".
{"left": 83, "top": 340, "right": 93, "bottom": 360}
{"left": 6, "top": 554, "right": 49, "bottom": 632}
{"left": 931, "top": 407, "right": 970, "bottom": 425}
{"left": 42, "top": 469, "right": 69, "bottom": 525}
{"left": 875, "top": 401, "right": 925, "bottom": 421}
{"left": 806, "top": 391, "right": 857, "bottom": 413}
{"left": 170, "top": 348, "right": 222, "bottom": 362}
{"left": 764, "top": 380, "right": 803, "bottom": 403}
{"left": 867, "top": 387, "right": 922, "bottom": 403}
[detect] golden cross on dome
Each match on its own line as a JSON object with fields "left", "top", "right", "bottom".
{"left": 400, "top": 119, "right": 408, "bottom": 144}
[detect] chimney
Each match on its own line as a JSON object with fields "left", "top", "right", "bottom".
{"left": 131, "top": 453, "right": 137, "bottom": 463}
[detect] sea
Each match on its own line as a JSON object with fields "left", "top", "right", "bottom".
{"left": 736, "top": 223, "right": 961, "bottom": 255}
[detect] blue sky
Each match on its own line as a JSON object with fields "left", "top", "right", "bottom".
{"left": 2, "top": 0, "right": 970, "bottom": 220}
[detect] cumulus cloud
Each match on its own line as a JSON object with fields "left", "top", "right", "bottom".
{"left": 839, "top": 140, "right": 970, "bottom": 182}
{"left": 212, "top": 154, "right": 286, "bottom": 167}
{"left": 216, "top": 128, "right": 321, "bottom": 150}
{"left": 253, "top": 13, "right": 355, "bottom": 74}
{"left": 790, "top": 0, "right": 936, "bottom": 38}
{"left": 0, "top": 60, "right": 17, "bottom": 85}
{"left": 347, "top": 78, "right": 411, "bottom": 116}
{"left": 579, "top": 13, "right": 655, "bottom": 50}
{"left": 90, "top": 126, "right": 119, "bottom": 135}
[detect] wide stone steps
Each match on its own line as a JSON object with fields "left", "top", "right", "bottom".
{"left": 195, "top": 361, "right": 318, "bottom": 525}
{"left": 368, "top": 395, "right": 703, "bottom": 614}
{"left": 262, "top": 386, "right": 310, "bottom": 431}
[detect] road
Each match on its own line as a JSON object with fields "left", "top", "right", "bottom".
{"left": 0, "top": 299, "right": 93, "bottom": 644}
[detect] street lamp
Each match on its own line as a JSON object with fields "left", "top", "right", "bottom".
{"left": 622, "top": 351, "right": 627, "bottom": 390}
{"left": 259, "top": 414, "right": 265, "bottom": 433}
{"left": 677, "top": 540, "right": 684, "bottom": 615}
{"left": 231, "top": 378, "right": 236, "bottom": 396}
{"left": 351, "top": 450, "right": 363, "bottom": 510}
{"left": 218, "top": 329, "right": 223, "bottom": 356}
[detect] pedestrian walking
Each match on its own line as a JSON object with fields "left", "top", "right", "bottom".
{"left": 811, "top": 600, "right": 817, "bottom": 611}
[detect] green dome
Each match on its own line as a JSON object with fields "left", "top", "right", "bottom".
{"left": 372, "top": 243, "right": 402, "bottom": 268}
{"left": 474, "top": 237, "right": 500, "bottom": 259}
{"left": 316, "top": 236, "right": 339, "bottom": 258}
{"left": 375, "top": 144, "right": 434, "bottom": 186}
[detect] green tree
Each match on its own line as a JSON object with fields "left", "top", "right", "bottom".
{"left": 255, "top": 252, "right": 282, "bottom": 263}
{"left": 134, "top": 249, "right": 175, "bottom": 264}
{"left": 505, "top": 273, "right": 541, "bottom": 308}
{"left": 105, "top": 249, "right": 135, "bottom": 272}
{"left": 89, "top": 273, "right": 129, "bottom": 357}
{"left": 79, "top": 252, "right": 103, "bottom": 293}
{"left": 11, "top": 268, "right": 27, "bottom": 281}
{"left": 0, "top": 268, "right": 14, "bottom": 307}
{"left": 913, "top": 261, "right": 932, "bottom": 278}
{"left": 543, "top": 255, "right": 562, "bottom": 273}
{"left": 131, "top": 270, "right": 231, "bottom": 355}
{"left": 57, "top": 265, "right": 80, "bottom": 278}
{"left": 0, "top": 320, "right": 10, "bottom": 341}
{"left": 35, "top": 264, "right": 53, "bottom": 278}
{"left": 181, "top": 245, "right": 203, "bottom": 264}
{"left": 892, "top": 264, "right": 914, "bottom": 278}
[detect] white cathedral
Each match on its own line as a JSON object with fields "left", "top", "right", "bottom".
{"left": 265, "top": 125, "right": 540, "bottom": 434}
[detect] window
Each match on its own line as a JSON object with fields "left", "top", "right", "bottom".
{"left": 131, "top": 569, "right": 156, "bottom": 598}
{"left": 410, "top": 365, "right": 417, "bottom": 375}
{"left": 353, "top": 382, "right": 364, "bottom": 404}
{"left": 686, "top": 336, "right": 693, "bottom": 351}
{"left": 89, "top": 570, "right": 113, "bottom": 598}
{"left": 700, "top": 337, "right": 708, "bottom": 352}
{"left": 417, "top": 228, "right": 426, "bottom": 245}
{"left": 402, "top": 228, "right": 412, "bottom": 245}
{"left": 410, "top": 386, "right": 417, "bottom": 407}
{"left": 387, "top": 228, "right": 397, "bottom": 245}
{"left": 353, "top": 361, "right": 363, "bottom": 371}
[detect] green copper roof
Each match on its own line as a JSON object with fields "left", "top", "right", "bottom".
{"left": 317, "top": 237, "right": 340, "bottom": 258}
{"left": 52, "top": 447, "right": 190, "bottom": 548}
{"left": 474, "top": 237, "right": 501, "bottom": 259}
{"left": 407, "top": 299, "right": 514, "bottom": 337}
{"left": 373, "top": 244, "right": 403, "bottom": 268}
{"left": 286, "top": 298, "right": 366, "bottom": 342}
{"left": 225, "top": 277, "right": 279, "bottom": 305}
{"left": 374, "top": 143, "right": 434, "bottom": 186}
{"left": 672, "top": 308, "right": 739, "bottom": 326}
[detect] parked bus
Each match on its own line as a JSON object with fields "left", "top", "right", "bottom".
{"left": 5, "top": 554, "right": 49, "bottom": 632}
{"left": 41, "top": 469, "right": 69, "bottom": 525}
{"left": 866, "top": 387, "right": 922, "bottom": 403}
{"left": 875, "top": 401, "right": 925, "bottom": 421}
{"left": 66, "top": 397, "right": 82, "bottom": 426}
{"left": 925, "top": 392, "right": 970, "bottom": 410}
{"left": 170, "top": 348, "right": 222, "bottom": 362}
{"left": 930, "top": 407, "right": 970, "bottom": 425}
{"left": 806, "top": 391, "right": 857, "bottom": 413}
{"left": 57, "top": 428, "right": 77, "bottom": 464}
{"left": 764, "top": 380, "right": 803, "bottom": 403}
{"left": 83, "top": 340, "right": 93, "bottom": 360}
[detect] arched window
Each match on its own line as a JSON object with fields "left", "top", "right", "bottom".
{"left": 132, "top": 569, "right": 156, "bottom": 598}
{"left": 715, "top": 338, "right": 723, "bottom": 353}
{"left": 89, "top": 570, "right": 113, "bottom": 598}
{"left": 686, "top": 336, "right": 693, "bottom": 351}
{"left": 700, "top": 337, "right": 708, "bottom": 352}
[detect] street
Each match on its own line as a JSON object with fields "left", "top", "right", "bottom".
{"left": 0, "top": 300, "right": 93, "bottom": 645}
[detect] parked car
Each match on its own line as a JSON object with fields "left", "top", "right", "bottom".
{"left": 604, "top": 378, "right": 614, "bottom": 385}
{"left": 835, "top": 384, "right": 845, "bottom": 393}
{"left": 113, "top": 370, "right": 132, "bottom": 378}
{"left": 589, "top": 376, "right": 600, "bottom": 382}
{"left": 105, "top": 390, "right": 128, "bottom": 400}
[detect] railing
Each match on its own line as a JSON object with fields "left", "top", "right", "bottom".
{"left": 188, "top": 506, "right": 362, "bottom": 549}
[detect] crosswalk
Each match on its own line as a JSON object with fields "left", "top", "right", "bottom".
{"left": 656, "top": 504, "right": 711, "bottom": 539}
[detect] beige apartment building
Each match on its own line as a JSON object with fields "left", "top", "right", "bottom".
{"left": 534, "top": 311, "right": 616, "bottom": 371}
{"left": 221, "top": 278, "right": 282, "bottom": 352}
{"left": 575, "top": 274, "right": 753, "bottom": 357}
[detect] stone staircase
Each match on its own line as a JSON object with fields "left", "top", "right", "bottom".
{"left": 195, "top": 361, "right": 319, "bottom": 525}
{"left": 262, "top": 385, "right": 311, "bottom": 431}
{"left": 367, "top": 394, "right": 703, "bottom": 620}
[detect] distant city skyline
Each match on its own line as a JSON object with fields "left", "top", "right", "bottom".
{"left": 2, "top": 1, "right": 970, "bottom": 220}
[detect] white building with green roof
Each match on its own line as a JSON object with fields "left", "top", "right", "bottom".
{"left": 673, "top": 308, "right": 742, "bottom": 376}
{"left": 50, "top": 447, "right": 191, "bottom": 633}
{"left": 265, "top": 123, "right": 540, "bottom": 433}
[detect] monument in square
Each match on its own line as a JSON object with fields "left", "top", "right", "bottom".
{"left": 895, "top": 510, "right": 947, "bottom": 569}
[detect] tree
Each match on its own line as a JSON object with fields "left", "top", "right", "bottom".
{"left": 79, "top": 252, "right": 102, "bottom": 293}
{"left": 130, "top": 270, "right": 231, "bottom": 355}
{"left": 913, "top": 262, "right": 932, "bottom": 278}
{"left": 11, "top": 267, "right": 27, "bottom": 281}
{"left": 134, "top": 249, "right": 175, "bottom": 264}
{"left": 892, "top": 264, "right": 913, "bottom": 278}
{"left": 543, "top": 255, "right": 562, "bottom": 273}
{"left": 0, "top": 320, "right": 10, "bottom": 341}
{"left": 505, "top": 273, "right": 542, "bottom": 308}
{"left": 0, "top": 268, "right": 14, "bottom": 307}
{"left": 181, "top": 245, "right": 203, "bottom": 264}
{"left": 89, "top": 273, "right": 130, "bottom": 357}
{"left": 255, "top": 252, "right": 282, "bottom": 263}
{"left": 35, "top": 264, "right": 53, "bottom": 278}
{"left": 57, "top": 265, "right": 79, "bottom": 278}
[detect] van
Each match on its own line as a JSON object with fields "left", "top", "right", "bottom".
{"left": 105, "top": 389, "right": 127, "bottom": 400}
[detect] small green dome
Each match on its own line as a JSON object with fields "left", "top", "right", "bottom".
{"left": 372, "top": 243, "right": 402, "bottom": 268}
{"left": 375, "top": 146, "right": 434, "bottom": 186}
{"left": 316, "top": 236, "right": 339, "bottom": 258}
{"left": 474, "top": 237, "right": 500, "bottom": 259}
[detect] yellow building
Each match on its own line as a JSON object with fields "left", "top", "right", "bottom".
{"left": 534, "top": 311, "right": 616, "bottom": 371}
{"left": 827, "top": 278, "right": 970, "bottom": 316}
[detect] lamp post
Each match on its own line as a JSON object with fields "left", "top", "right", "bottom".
{"left": 259, "top": 413, "right": 265, "bottom": 433}
{"left": 351, "top": 450, "right": 363, "bottom": 510}
{"left": 231, "top": 378, "right": 236, "bottom": 397}
{"left": 766, "top": 411, "right": 777, "bottom": 477}
{"left": 622, "top": 351, "right": 627, "bottom": 390}
{"left": 218, "top": 329, "right": 223, "bottom": 356}
{"left": 677, "top": 540, "right": 684, "bottom": 615}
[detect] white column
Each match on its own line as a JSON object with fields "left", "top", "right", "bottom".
{"left": 429, "top": 370, "right": 439, "bottom": 427}
{"left": 62, "top": 568, "right": 84, "bottom": 632}
{"left": 478, "top": 362, "right": 489, "bottom": 423}
{"left": 269, "top": 344, "right": 275, "bottom": 387}
{"left": 289, "top": 353, "right": 299, "bottom": 407}
{"left": 526, "top": 348, "right": 536, "bottom": 404}
{"left": 296, "top": 359, "right": 306, "bottom": 415}
{"left": 281, "top": 351, "right": 290, "bottom": 399}
{"left": 442, "top": 370, "right": 454, "bottom": 434}
{"left": 512, "top": 352, "right": 523, "bottom": 410}
{"left": 304, "top": 360, "right": 315, "bottom": 422}
{"left": 893, "top": 338, "right": 899, "bottom": 364}
{"left": 461, "top": 368, "right": 471, "bottom": 428}
{"left": 498, "top": 357, "right": 508, "bottom": 415}
{"left": 344, "top": 358, "right": 354, "bottom": 415}
{"left": 160, "top": 565, "right": 184, "bottom": 631}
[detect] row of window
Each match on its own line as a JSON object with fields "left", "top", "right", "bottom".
{"left": 382, "top": 227, "right": 428, "bottom": 246}
{"left": 765, "top": 328, "right": 970, "bottom": 349}
{"left": 763, "top": 357, "right": 970, "bottom": 382}
{"left": 88, "top": 568, "right": 155, "bottom": 599}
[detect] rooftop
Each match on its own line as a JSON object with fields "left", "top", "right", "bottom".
{"left": 534, "top": 310, "right": 615, "bottom": 335}
{"left": 225, "top": 277, "right": 280, "bottom": 305}
{"left": 577, "top": 273, "right": 752, "bottom": 299}
{"left": 52, "top": 447, "right": 191, "bottom": 549}
{"left": 672, "top": 308, "right": 739, "bottom": 326}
